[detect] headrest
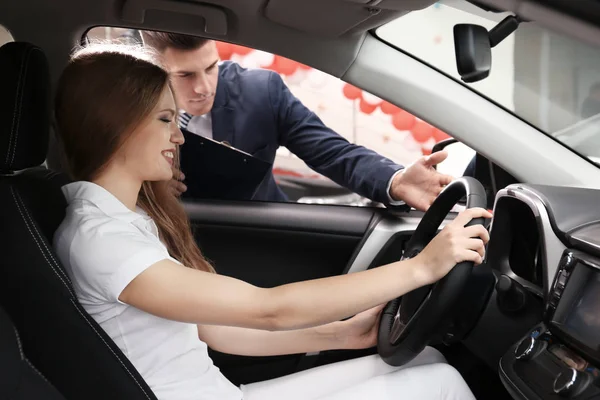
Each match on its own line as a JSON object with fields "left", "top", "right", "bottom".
{"left": 0, "top": 42, "right": 50, "bottom": 173}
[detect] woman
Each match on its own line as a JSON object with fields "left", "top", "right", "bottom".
{"left": 53, "top": 43, "right": 491, "bottom": 400}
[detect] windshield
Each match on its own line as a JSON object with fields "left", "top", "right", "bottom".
{"left": 377, "top": 0, "right": 600, "bottom": 164}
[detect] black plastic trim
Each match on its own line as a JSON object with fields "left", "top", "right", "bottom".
{"left": 524, "top": 185, "right": 600, "bottom": 245}
{"left": 499, "top": 354, "right": 541, "bottom": 400}
{"left": 183, "top": 200, "right": 374, "bottom": 236}
{"left": 342, "top": 211, "right": 383, "bottom": 273}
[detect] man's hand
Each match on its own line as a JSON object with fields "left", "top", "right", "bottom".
{"left": 168, "top": 168, "right": 188, "bottom": 197}
{"left": 390, "top": 151, "right": 454, "bottom": 211}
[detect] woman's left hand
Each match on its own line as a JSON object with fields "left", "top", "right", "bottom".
{"left": 335, "top": 304, "right": 385, "bottom": 350}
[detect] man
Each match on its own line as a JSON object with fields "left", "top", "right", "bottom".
{"left": 142, "top": 31, "right": 453, "bottom": 211}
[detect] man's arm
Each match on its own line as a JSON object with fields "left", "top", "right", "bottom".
{"left": 268, "top": 72, "right": 403, "bottom": 205}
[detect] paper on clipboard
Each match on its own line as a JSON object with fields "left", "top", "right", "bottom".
{"left": 179, "top": 129, "right": 272, "bottom": 201}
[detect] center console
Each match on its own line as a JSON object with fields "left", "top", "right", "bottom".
{"left": 500, "top": 250, "right": 600, "bottom": 399}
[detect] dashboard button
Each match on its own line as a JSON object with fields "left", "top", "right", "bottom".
{"left": 561, "top": 253, "right": 575, "bottom": 270}
{"left": 553, "top": 368, "right": 591, "bottom": 397}
{"left": 549, "top": 291, "right": 561, "bottom": 308}
{"left": 515, "top": 336, "right": 547, "bottom": 361}
{"left": 557, "top": 271, "right": 569, "bottom": 288}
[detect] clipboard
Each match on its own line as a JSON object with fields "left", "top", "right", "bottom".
{"left": 179, "top": 129, "right": 272, "bottom": 201}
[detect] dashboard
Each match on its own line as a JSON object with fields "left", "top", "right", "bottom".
{"left": 471, "top": 184, "right": 600, "bottom": 399}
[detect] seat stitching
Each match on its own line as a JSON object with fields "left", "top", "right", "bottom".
{"left": 11, "top": 187, "right": 74, "bottom": 297}
{"left": 24, "top": 358, "right": 52, "bottom": 385}
{"left": 10, "top": 186, "right": 153, "bottom": 400}
{"left": 13, "top": 306, "right": 56, "bottom": 387}
{"left": 45, "top": 170, "right": 60, "bottom": 179}
{"left": 15, "top": 188, "right": 72, "bottom": 285}
{"left": 13, "top": 327, "right": 24, "bottom": 360}
{"left": 9, "top": 48, "right": 38, "bottom": 169}
{"left": 5, "top": 46, "right": 29, "bottom": 167}
{"left": 70, "top": 299, "right": 152, "bottom": 400}
{"left": 14, "top": 325, "right": 53, "bottom": 385}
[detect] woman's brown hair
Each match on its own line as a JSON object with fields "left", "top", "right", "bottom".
{"left": 55, "top": 43, "right": 215, "bottom": 273}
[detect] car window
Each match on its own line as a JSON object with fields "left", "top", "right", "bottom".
{"left": 85, "top": 26, "right": 142, "bottom": 44}
{"left": 376, "top": 0, "right": 600, "bottom": 165}
{"left": 84, "top": 27, "right": 474, "bottom": 207}
{"left": 0, "top": 25, "right": 13, "bottom": 47}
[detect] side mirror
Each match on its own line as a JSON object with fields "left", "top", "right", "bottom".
{"left": 432, "top": 138, "right": 458, "bottom": 155}
{"left": 453, "top": 24, "right": 491, "bottom": 83}
{"left": 431, "top": 138, "right": 458, "bottom": 171}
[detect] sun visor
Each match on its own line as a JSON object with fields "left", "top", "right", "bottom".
{"left": 264, "top": 0, "right": 381, "bottom": 37}
{"left": 121, "top": 0, "right": 228, "bottom": 36}
{"left": 264, "top": 0, "right": 436, "bottom": 37}
{"left": 365, "top": 0, "right": 437, "bottom": 11}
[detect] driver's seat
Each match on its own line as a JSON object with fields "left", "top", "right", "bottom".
{"left": 0, "top": 42, "right": 158, "bottom": 399}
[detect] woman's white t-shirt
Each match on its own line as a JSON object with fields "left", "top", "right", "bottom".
{"left": 53, "top": 181, "right": 243, "bottom": 400}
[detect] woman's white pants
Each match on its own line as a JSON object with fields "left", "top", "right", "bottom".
{"left": 240, "top": 346, "right": 476, "bottom": 400}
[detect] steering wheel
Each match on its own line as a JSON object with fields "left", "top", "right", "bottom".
{"left": 378, "top": 177, "right": 487, "bottom": 366}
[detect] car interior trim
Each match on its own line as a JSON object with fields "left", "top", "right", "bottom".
{"left": 493, "top": 185, "right": 566, "bottom": 296}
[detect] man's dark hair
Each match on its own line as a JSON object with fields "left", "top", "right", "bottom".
{"left": 141, "top": 31, "right": 210, "bottom": 52}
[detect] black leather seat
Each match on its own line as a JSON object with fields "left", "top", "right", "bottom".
{"left": 0, "top": 42, "right": 158, "bottom": 400}
{"left": 0, "top": 305, "right": 65, "bottom": 399}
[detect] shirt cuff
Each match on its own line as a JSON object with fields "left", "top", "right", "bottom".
{"left": 386, "top": 168, "right": 406, "bottom": 206}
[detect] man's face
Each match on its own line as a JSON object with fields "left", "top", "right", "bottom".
{"left": 162, "top": 41, "right": 220, "bottom": 116}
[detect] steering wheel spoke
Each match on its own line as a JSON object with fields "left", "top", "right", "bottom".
{"left": 390, "top": 310, "right": 407, "bottom": 344}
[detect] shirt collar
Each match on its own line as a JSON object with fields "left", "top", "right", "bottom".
{"left": 62, "top": 181, "right": 148, "bottom": 224}
{"left": 179, "top": 110, "right": 212, "bottom": 122}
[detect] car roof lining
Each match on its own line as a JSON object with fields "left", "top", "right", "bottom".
{"left": 473, "top": 0, "right": 600, "bottom": 48}
{"left": 2, "top": 0, "right": 600, "bottom": 80}
{"left": 0, "top": 0, "right": 435, "bottom": 80}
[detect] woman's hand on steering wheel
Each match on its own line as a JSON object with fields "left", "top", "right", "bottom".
{"left": 413, "top": 207, "right": 492, "bottom": 286}
{"left": 379, "top": 178, "right": 490, "bottom": 367}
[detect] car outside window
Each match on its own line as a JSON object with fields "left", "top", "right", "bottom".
{"left": 85, "top": 27, "right": 474, "bottom": 206}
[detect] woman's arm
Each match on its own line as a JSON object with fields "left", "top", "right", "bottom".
{"left": 120, "top": 256, "right": 420, "bottom": 331}
{"left": 120, "top": 208, "right": 491, "bottom": 331}
{"left": 197, "top": 324, "right": 340, "bottom": 356}
{"left": 197, "top": 306, "right": 382, "bottom": 356}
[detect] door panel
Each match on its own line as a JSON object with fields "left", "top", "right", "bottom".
{"left": 185, "top": 201, "right": 374, "bottom": 235}
{"left": 185, "top": 200, "right": 424, "bottom": 385}
{"left": 196, "top": 225, "right": 363, "bottom": 287}
{"left": 186, "top": 201, "right": 374, "bottom": 286}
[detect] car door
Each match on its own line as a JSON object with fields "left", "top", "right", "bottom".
{"left": 183, "top": 143, "right": 511, "bottom": 386}
{"left": 184, "top": 199, "right": 424, "bottom": 385}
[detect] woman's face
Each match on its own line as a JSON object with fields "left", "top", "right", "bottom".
{"left": 117, "top": 86, "right": 184, "bottom": 182}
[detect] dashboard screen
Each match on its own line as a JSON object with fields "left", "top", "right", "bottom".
{"left": 564, "top": 270, "right": 600, "bottom": 350}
